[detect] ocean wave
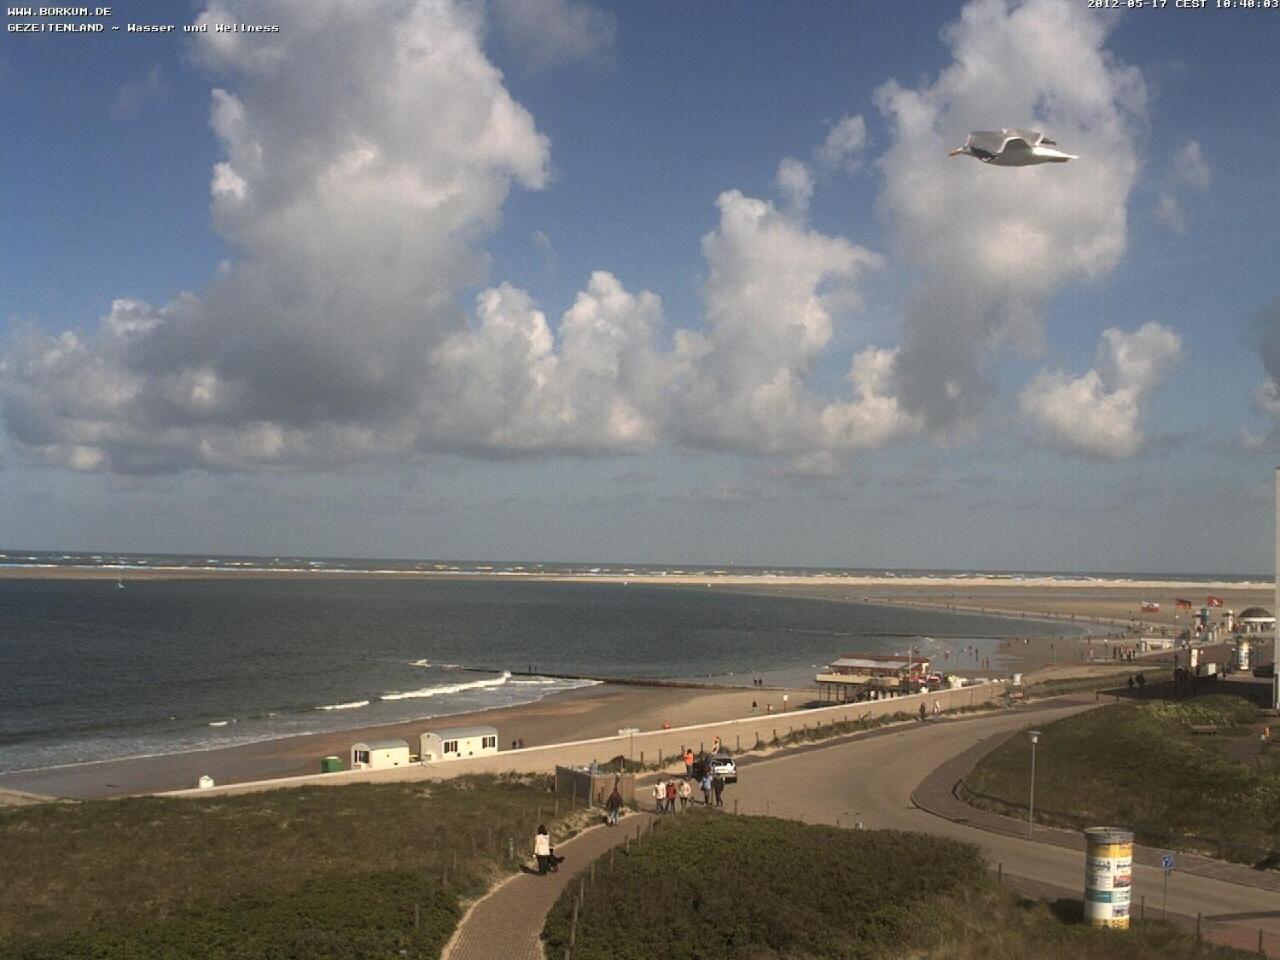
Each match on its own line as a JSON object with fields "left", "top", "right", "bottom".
{"left": 316, "top": 699, "right": 370, "bottom": 711}
{"left": 208, "top": 720, "right": 232, "bottom": 727}
{"left": 410, "top": 659, "right": 461, "bottom": 669}
{"left": 380, "top": 671, "right": 512, "bottom": 701}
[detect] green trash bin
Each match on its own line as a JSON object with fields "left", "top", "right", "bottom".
{"left": 321, "top": 756, "right": 343, "bottom": 774}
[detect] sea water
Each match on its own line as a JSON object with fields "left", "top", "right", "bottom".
{"left": 0, "top": 573, "right": 1080, "bottom": 773}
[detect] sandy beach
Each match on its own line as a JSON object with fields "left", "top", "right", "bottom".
{"left": 3, "top": 567, "right": 1271, "bottom": 802}
{"left": 0, "top": 681, "right": 808, "bottom": 801}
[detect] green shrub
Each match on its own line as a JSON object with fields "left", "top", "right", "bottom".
{"left": 964, "top": 695, "right": 1276, "bottom": 861}
{"left": 544, "top": 814, "right": 985, "bottom": 960}
{"left": 13, "top": 872, "right": 456, "bottom": 960}
{"left": 0, "top": 775, "right": 554, "bottom": 955}
{"left": 543, "top": 814, "right": 1254, "bottom": 959}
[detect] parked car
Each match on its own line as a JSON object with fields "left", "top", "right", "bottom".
{"left": 690, "top": 752, "right": 736, "bottom": 783}
{"left": 705, "top": 752, "right": 737, "bottom": 784}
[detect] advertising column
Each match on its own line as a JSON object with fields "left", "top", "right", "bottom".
{"left": 1084, "top": 826, "right": 1133, "bottom": 928}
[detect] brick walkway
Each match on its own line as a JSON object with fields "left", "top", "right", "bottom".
{"left": 443, "top": 812, "right": 655, "bottom": 960}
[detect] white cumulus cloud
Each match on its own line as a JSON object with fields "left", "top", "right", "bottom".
{"left": 1155, "top": 139, "right": 1211, "bottom": 234}
{"left": 1019, "top": 322, "right": 1181, "bottom": 458}
{"left": 873, "top": 0, "right": 1146, "bottom": 432}
{"left": 1250, "top": 297, "right": 1280, "bottom": 425}
{"left": 815, "top": 114, "right": 867, "bottom": 171}
{"left": 1, "top": 0, "right": 552, "bottom": 474}
{"left": 492, "top": 0, "right": 616, "bottom": 71}
{"left": 667, "top": 190, "right": 888, "bottom": 455}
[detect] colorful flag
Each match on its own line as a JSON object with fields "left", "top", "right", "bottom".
{"left": 1141, "top": 601, "right": 1160, "bottom": 613}
{"left": 1206, "top": 596, "right": 1224, "bottom": 607}
{"left": 1175, "top": 599, "right": 1192, "bottom": 609}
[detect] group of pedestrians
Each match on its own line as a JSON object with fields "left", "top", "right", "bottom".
{"left": 651, "top": 776, "right": 694, "bottom": 812}
{"left": 652, "top": 772, "right": 724, "bottom": 811}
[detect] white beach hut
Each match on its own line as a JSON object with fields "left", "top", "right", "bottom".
{"left": 350, "top": 738, "right": 411, "bottom": 770}
{"left": 419, "top": 725, "right": 499, "bottom": 763}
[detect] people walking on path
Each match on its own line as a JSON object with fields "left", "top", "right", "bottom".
{"left": 713, "top": 774, "right": 725, "bottom": 808}
{"left": 683, "top": 748, "right": 694, "bottom": 777}
{"left": 678, "top": 777, "right": 692, "bottom": 811}
{"left": 932, "top": 699, "right": 941, "bottom": 719}
{"left": 606, "top": 785, "right": 623, "bottom": 826}
{"left": 665, "top": 778, "right": 677, "bottom": 813}
{"left": 700, "top": 771, "right": 713, "bottom": 806}
{"left": 653, "top": 779, "right": 666, "bottom": 814}
{"left": 534, "top": 825, "right": 551, "bottom": 875}
{"left": 918, "top": 702, "right": 927, "bottom": 721}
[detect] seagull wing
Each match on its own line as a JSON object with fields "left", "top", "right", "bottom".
{"left": 966, "top": 131, "right": 1009, "bottom": 156}
{"left": 1001, "top": 136, "right": 1032, "bottom": 156}
{"left": 1008, "top": 127, "right": 1046, "bottom": 146}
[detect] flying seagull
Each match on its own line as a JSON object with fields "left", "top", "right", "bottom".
{"left": 949, "top": 129, "right": 1077, "bottom": 166}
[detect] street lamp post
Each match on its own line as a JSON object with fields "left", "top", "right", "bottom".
{"left": 1027, "top": 730, "right": 1041, "bottom": 838}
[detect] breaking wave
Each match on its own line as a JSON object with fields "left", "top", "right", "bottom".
{"left": 380, "top": 671, "right": 513, "bottom": 701}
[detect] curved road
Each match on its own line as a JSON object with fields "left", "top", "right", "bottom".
{"left": 730, "top": 702, "right": 1280, "bottom": 947}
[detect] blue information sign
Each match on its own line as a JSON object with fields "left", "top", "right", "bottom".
{"left": 1161, "top": 854, "right": 1175, "bottom": 872}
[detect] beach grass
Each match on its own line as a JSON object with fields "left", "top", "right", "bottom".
{"left": 542, "top": 814, "right": 1249, "bottom": 960}
{"left": 962, "top": 694, "right": 1278, "bottom": 864}
{"left": 542, "top": 813, "right": 1253, "bottom": 959}
{"left": 0, "top": 774, "right": 558, "bottom": 957}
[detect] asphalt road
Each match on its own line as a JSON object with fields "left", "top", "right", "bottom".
{"left": 727, "top": 703, "right": 1280, "bottom": 943}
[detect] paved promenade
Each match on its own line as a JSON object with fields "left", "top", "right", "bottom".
{"left": 443, "top": 812, "right": 654, "bottom": 960}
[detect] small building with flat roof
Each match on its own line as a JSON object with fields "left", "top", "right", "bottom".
{"left": 420, "top": 725, "right": 499, "bottom": 763}
{"left": 815, "top": 653, "right": 930, "bottom": 703}
{"left": 351, "top": 738, "right": 411, "bottom": 770}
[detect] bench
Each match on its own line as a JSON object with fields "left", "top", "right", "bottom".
{"left": 1187, "top": 724, "right": 1218, "bottom": 736}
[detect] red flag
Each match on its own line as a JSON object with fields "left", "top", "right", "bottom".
{"left": 1141, "top": 601, "right": 1160, "bottom": 613}
{"left": 1206, "top": 596, "right": 1224, "bottom": 607}
{"left": 1175, "top": 599, "right": 1192, "bottom": 609}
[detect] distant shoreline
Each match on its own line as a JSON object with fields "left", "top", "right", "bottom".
{"left": 0, "top": 563, "right": 1270, "bottom": 591}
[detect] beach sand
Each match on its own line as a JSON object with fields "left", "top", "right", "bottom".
{"left": 0, "top": 681, "right": 804, "bottom": 801}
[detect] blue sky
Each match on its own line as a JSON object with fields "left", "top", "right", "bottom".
{"left": 1, "top": 0, "right": 1278, "bottom": 573}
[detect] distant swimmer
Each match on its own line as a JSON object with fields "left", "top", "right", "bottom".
{"left": 949, "top": 129, "right": 1077, "bottom": 166}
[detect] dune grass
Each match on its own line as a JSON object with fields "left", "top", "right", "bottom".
{"left": 543, "top": 813, "right": 1253, "bottom": 959}
{"left": 0, "top": 775, "right": 556, "bottom": 958}
{"left": 963, "top": 694, "right": 1277, "bottom": 863}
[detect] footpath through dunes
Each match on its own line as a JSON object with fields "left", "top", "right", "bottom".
{"left": 443, "top": 813, "right": 655, "bottom": 960}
